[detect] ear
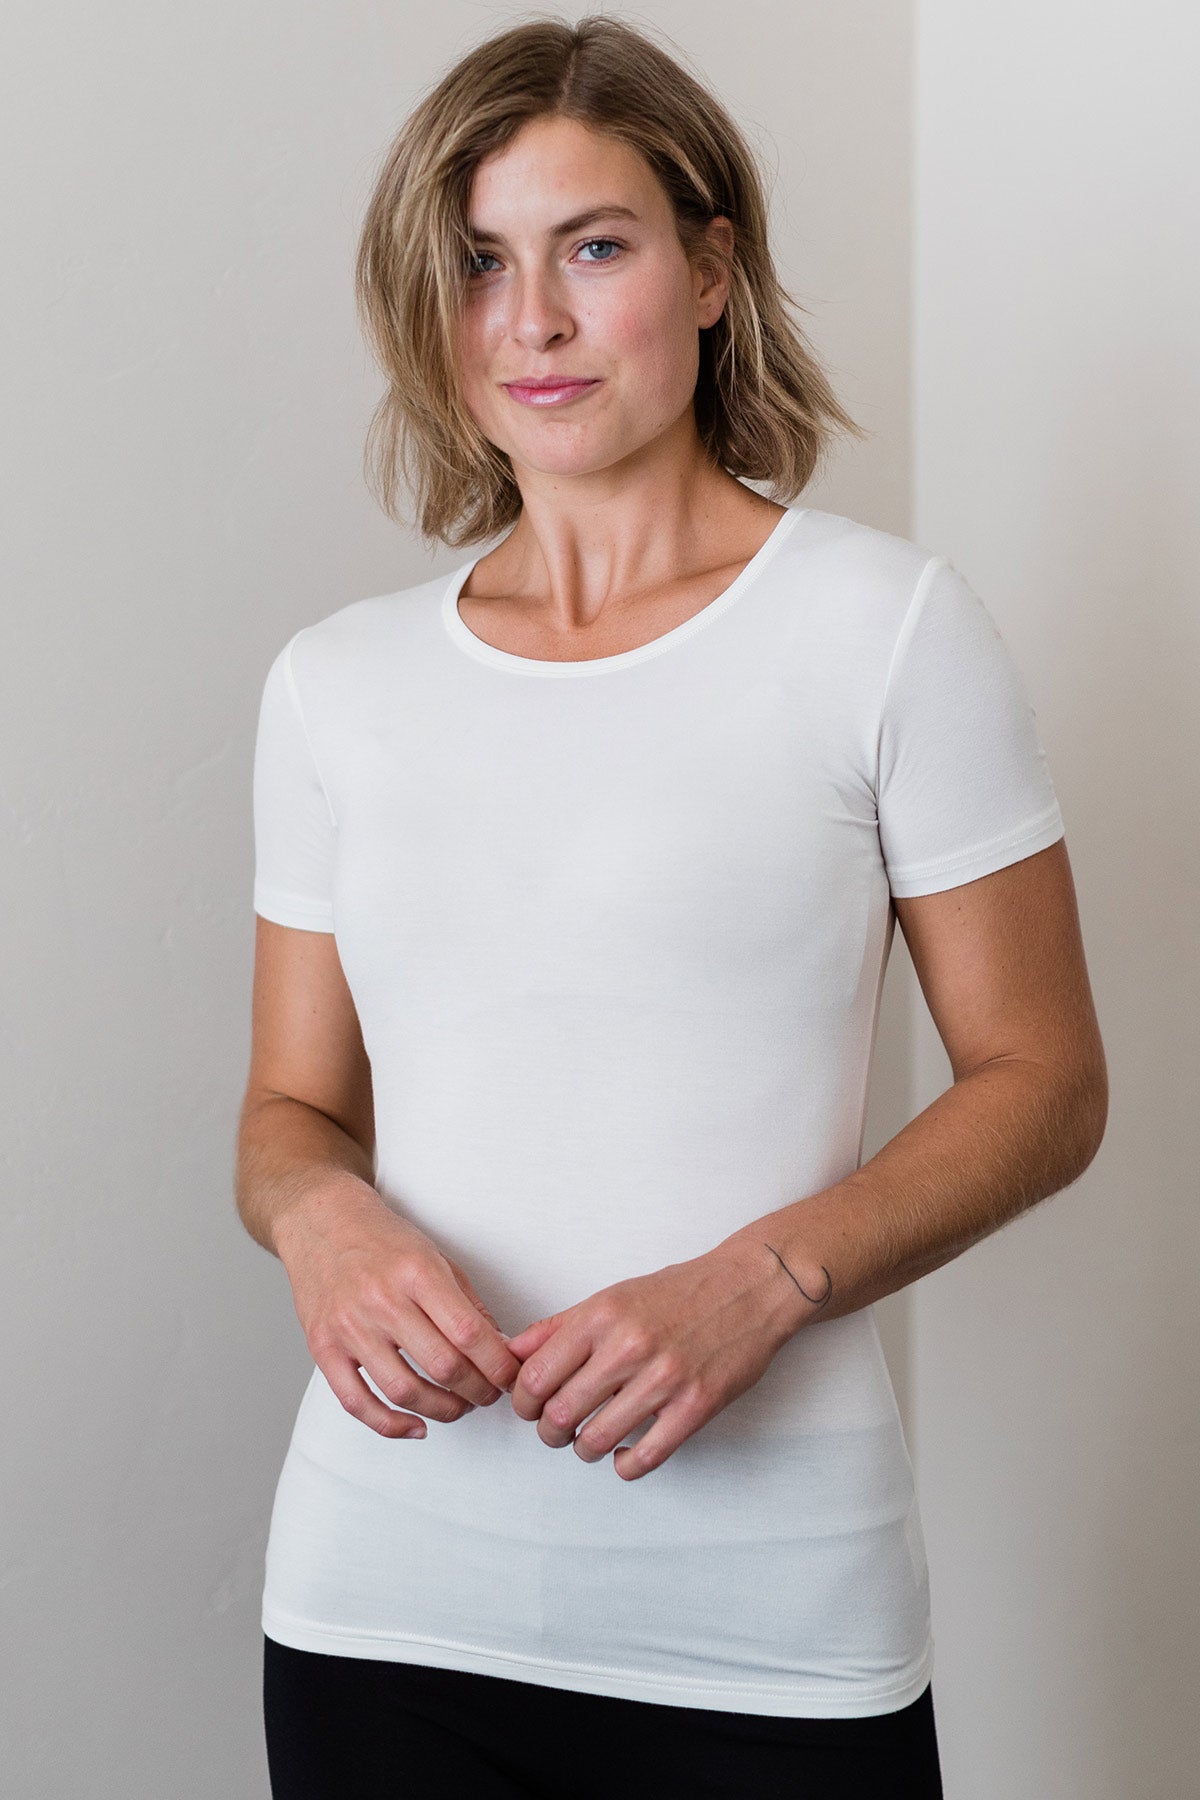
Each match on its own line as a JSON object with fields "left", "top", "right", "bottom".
{"left": 694, "top": 214, "right": 734, "bottom": 328}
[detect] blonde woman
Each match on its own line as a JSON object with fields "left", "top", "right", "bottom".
{"left": 238, "top": 16, "right": 1106, "bottom": 1797}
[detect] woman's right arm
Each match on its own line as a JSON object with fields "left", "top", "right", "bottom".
{"left": 235, "top": 916, "right": 520, "bottom": 1437}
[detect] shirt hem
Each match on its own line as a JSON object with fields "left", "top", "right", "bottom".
{"left": 261, "top": 1605, "right": 934, "bottom": 1719}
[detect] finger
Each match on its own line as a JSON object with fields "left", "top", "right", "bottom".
{"left": 508, "top": 1323, "right": 589, "bottom": 1423}
{"left": 387, "top": 1296, "right": 504, "bottom": 1410}
{"left": 444, "top": 1257, "right": 505, "bottom": 1335}
{"left": 610, "top": 1390, "right": 709, "bottom": 1481}
{"left": 567, "top": 1368, "right": 669, "bottom": 1462}
{"left": 536, "top": 1360, "right": 629, "bottom": 1447}
{"left": 503, "top": 1314, "right": 560, "bottom": 1361}
{"left": 435, "top": 1261, "right": 522, "bottom": 1394}
{"left": 318, "top": 1349, "right": 428, "bottom": 1439}
{"left": 365, "top": 1332, "right": 484, "bottom": 1422}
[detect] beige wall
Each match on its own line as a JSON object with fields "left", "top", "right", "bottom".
{"left": 3, "top": 1, "right": 1193, "bottom": 1794}
{"left": 910, "top": 2, "right": 1200, "bottom": 1794}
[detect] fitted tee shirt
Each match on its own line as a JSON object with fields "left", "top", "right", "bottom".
{"left": 251, "top": 503, "right": 1065, "bottom": 1718}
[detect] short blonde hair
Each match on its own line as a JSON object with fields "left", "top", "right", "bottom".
{"left": 355, "top": 13, "right": 865, "bottom": 548}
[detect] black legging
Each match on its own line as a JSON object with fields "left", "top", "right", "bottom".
{"left": 263, "top": 1634, "right": 944, "bottom": 1798}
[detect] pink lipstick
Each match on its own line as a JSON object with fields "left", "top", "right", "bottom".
{"left": 503, "top": 378, "right": 601, "bottom": 407}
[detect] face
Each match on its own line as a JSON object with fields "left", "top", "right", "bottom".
{"left": 458, "top": 114, "right": 730, "bottom": 487}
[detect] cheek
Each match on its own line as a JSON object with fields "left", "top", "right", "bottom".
{"left": 459, "top": 316, "right": 500, "bottom": 415}
{"left": 461, "top": 310, "right": 484, "bottom": 362}
{"left": 599, "top": 290, "right": 697, "bottom": 396}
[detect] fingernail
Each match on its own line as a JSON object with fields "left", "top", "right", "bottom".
{"left": 401, "top": 1424, "right": 426, "bottom": 1439}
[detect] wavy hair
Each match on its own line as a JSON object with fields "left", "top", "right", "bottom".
{"left": 355, "top": 12, "right": 866, "bottom": 548}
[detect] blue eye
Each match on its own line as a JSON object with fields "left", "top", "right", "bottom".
{"left": 577, "top": 238, "right": 622, "bottom": 262}
{"left": 464, "top": 239, "right": 624, "bottom": 278}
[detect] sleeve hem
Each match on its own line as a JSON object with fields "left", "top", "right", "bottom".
{"left": 886, "top": 806, "right": 1065, "bottom": 898}
{"left": 253, "top": 885, "right": 336, "bottom": 932}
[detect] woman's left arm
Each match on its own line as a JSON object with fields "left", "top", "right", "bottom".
{"left": 720, "top": 835, "right": 1109, "bottom": 1335}
{"left": 504, "top": 837, "right": 1108, "bottom": 1479}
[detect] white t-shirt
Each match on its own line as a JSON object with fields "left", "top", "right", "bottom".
{"left": 251, "top": 502, "right": 1064, "bottom": 1718}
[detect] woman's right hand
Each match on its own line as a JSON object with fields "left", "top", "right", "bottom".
{"left": 276, "top": 1180, "right": 523, "bottom": 1439}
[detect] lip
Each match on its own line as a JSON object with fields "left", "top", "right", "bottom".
{"left": 503, "top": 378, "right": 601, "bottom": 407}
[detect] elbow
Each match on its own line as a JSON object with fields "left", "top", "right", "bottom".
{"left": 1073, "top": 1053, "right": 1109, "bottom": 1174}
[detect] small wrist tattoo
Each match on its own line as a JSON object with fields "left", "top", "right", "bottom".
{"left": 763, "top": 1243, "right": 832, "bottom": 1311}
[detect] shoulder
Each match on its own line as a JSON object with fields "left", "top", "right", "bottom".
{"left": 757, "top": 509, "right": 948, "bottom": 702}
{"left": 782, "top": 506, "right": 944, "bottom": 624}
{"left": 275, "top": 565, "right": 458, "bottom": 703}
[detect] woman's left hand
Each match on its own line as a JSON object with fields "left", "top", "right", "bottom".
{"left": 501, "top": 1240, "right": 821, "bottom": 1481}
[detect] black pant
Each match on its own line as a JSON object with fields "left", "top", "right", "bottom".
{"left": 263, "top": 1634, "right": 944, "bottom": 1798}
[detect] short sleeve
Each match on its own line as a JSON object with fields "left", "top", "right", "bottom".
{"left": 876, "top": 556, "right": 1065, "bottom": 897}
{"left": 251, "top": 630, "right": 338, "bottom": 930}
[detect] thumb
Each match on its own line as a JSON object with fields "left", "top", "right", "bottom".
{"left": 504, "top": 1314, "right": 560, "bottom": 1358}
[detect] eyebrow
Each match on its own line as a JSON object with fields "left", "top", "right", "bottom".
{"left": 467, "top": 205, "right": 641, "bottom": 247}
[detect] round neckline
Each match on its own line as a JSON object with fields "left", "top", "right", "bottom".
{"left": 440, "top": 504, "right": 806, "bottom": 677}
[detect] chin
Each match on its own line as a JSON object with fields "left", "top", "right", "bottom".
{"left": 507, "top": 444, "right": 629, "bottom": 481}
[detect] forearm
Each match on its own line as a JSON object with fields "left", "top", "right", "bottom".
{"left": 721, "top": 1058, "right": 1107, "bottom": 1341}
{"left": 234, "top": 1092, "right": 386, "bottom": 1262}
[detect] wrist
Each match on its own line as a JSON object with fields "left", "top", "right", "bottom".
{"left": 717, "top": 1230, "right": 832, "bottom": 1344}
{"left": 272, "top": 1172, "right": 387, "bottom": 1266}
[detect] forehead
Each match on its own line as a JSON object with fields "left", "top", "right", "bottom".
{"left": 467, "top": 117, "right": 663, "bottom": 231}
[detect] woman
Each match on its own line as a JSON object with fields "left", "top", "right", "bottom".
{"left": 239, "top": 16, "right": 1106, "bottom": 1799}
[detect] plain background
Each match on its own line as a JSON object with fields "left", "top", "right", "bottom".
{"left": 2, "top": 3, "right": 1196, "bottom": 1795}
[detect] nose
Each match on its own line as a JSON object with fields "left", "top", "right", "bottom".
{"left": 509, "top": 267, "right": 575, "bottom": 351}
